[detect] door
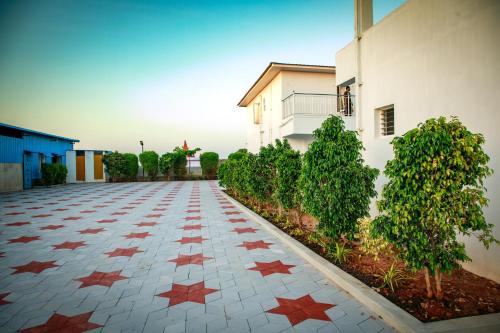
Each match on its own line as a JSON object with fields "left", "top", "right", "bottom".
{"left": 76, "top": 151, "right": 85, "bottom": 181}
{"left": 23, "top": 152, "right": 32, "bottom": 190}
{"left": 93, "top": 152, "right": 103, "bottom": 180}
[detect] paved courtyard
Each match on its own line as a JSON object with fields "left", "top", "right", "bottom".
{"left": 0, "top": 181, "right": 395, "bottom": 333}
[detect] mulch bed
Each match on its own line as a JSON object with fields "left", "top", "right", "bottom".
{"left": 228, "top": 193, "right": 500, "bottom": 322}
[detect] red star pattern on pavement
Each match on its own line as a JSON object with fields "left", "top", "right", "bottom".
{"left": 186, "top": 209, "right": 200, "bottom": 213}
{"left": 97, "top": 219, "right": 117, "bottom": 223}
{"left": 188, "top": 204, "right": 200, "bottom": 208}
{"left": 232, "top": 227, "right": 258, "bottom": 234}
{"left": 26, "top": 207, "right": 42, "bottom": 210}
{"left": 79, "top": 228, "right": 105, "bottom": 234}
{"left": 6, "top": 212, "right": 24, "bottom": 216}
{"left": 185, "top": 216, "right": 201, "bottom": 221}
{"left": 176, "top": 236, "right": 207, "bottom": 244}
{"left": 0, "top": 252, "right": 5, "bottom": 258}
{"left": 19, "top": 312, "right": 102, "bottom": 333}
{"left": 169, "top": 253, "right": 212, "bottom": 267}
{"left": 248, "top": 260, "right": 295, "bottom": 276}
{"left": 124, "top": 232, "right": 151, "bottom": 239}
{"left": 221, "top": 205, "right": 235, "bottom": 209}
{"left": 266, "top": 295, "right": 335, "bottom": 326}
{"left": 40, "top": 224, "right": 65, "bottom": 230}
{"left": 135, "top": 222, "right": 158, "bottom": 227}
{"left": 8, "top": 236, "right": 41, "bottom": 244}
{"left": 80, "top": 210, "right": 96, "bottom": 213}
{"left": 111, "top": 212, "right": 128, "bottom": 215}
{"left": 224, "top": 211, "right": 240, "bottom": 215}
{"left": 145, "top": 214, "right": 162, "bottom": 218}
{"left": 238, "top": 240, "right": 273, "bottom": 250}
{"left": 53, "top": 241, "right": 86, "bottom": 250}
{"left": 11, "top": 260, "right": 59, "bottom": 274}
{"left": 75, "top": 270, "right": 128, "bottom": 288}
{"left": 156, "top": 281, "right": 218, "bottom": 306}
{"left": 63, "top": 216, "right": 81, "bottom": 221}
{"left": 179, "top": 224, "right": 204, "bottom": 230}
{"left": 67, "top": 203, "right": 81, "bottom": 206}
{"left": 32, "top": 214, "right": 51, "bottom": 218}
{"left": 6, "top": 222, "right": 30, "bottom": 227}
{"left": 227, "top": 218, "right": 247, "bottom": 223}
{"left": 0, "top": 292, "right": 11, "bottom": 305}
{"left": 153, "top": 208, "right": 166, "bottom": 211}
{"left": 52, "top": 208, "right": 68, "bottom": 211}
{"left": 105, "top": 247, "right": 143, "bottom": 257}
{"left": 94, "top": 205, "right": 107, "bottom": 208}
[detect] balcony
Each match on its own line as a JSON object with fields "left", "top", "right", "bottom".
{"left": 280, "top": 93, "right": 356, "bottom": 138}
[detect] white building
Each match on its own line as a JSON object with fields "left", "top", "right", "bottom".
{"left": 238, "top": 62, "right": 354, "bottom": 152}
{"left": 66, "top": 150, "right": 106, "bottom": 183}
{"left": 336, "top": 0, "right": 500, "bottom": 281}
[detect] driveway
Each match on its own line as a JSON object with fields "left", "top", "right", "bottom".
{"left": 0, "top": 181, "right": 395, "bottom": 332}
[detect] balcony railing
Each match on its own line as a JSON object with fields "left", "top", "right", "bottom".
{"left": 282, "top": 92, "right": 355, "bottom": 120}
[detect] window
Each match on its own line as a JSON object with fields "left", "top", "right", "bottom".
{"left": 253, "top": 103, "right": 262, "bottom": 124}
{"left": 376, "top": 105, "right": 395, "bottom": 136}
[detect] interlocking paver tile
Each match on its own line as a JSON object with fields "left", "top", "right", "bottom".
{"left": 0, "top": 181, "right": 396, "bottom": 332}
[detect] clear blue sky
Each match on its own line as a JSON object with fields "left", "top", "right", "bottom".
{"left": 0, "top": 0, "right": 405, "bottom": 157}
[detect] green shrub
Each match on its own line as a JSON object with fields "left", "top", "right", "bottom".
{"left": 372, "top": 116, "right": 496, "bottom": 299}
{"left": 139, "top": 151, "right": 159, "bottom": 180}
{"left": 217, "top": 149, "right": 249, "bottom": 195}
{"left": 274, "top": 139, "right": 302, "bottom": 210}
{"left": 299, "top": 115, "right": 379, "bottom": 240}
{"left": 103, "top": 151, "right": 127, "bottom": 182}
{"left": 356, "top": 217, "right": 392, "bottom": 261}
{"left": 41, "top": 163, "right": 67, "bottom": 185}
{"left": 172, "top": 149, "right": 187, "bottom": 179}
{"left": 200, "top": 152, "right": 219, "bottom": 178}
{"left": 159, "top": 153, "right": 175, "bottom": 178}
{"left": 122, "top": 153, "right": 138, "bottom": 181}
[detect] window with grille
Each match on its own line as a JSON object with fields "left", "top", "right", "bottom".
{"left": 378, "top": 106, "right": 394, "bottom": 136}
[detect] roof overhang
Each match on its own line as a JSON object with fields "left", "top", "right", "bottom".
{"left": 0, "top": 123, "right": 80, "bottom": 143}
{"left": 237, "top": 62, "right": 335, "bottom": 107}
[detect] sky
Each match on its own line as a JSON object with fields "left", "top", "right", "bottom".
{"left": 0, "top": 0, "right": 405, "bottom": 157}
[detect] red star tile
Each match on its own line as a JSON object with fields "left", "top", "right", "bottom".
{"left": 266, "top": 295, "right": 335, "bottom": 325}
{"left": 179, "top": 224, "right": 204, "bottom": 230}
{"left": 121, "top": 206, "right": 135, "bottom": 209}
{"left": 227, "top": 218, "right": 247, "bottom": 223}
{"left": 111, "top": 212, "right": 128, "bottom": 215}
{"left": 145, "top": 214, "right": 162, "bottom": 218}
{"left": 158, "top": 203, "right": 170, "bottom": 206}
{"left": 6, "top": 222, "right": 30, "bottom": 227}
{"left": 40, "top": 224, "right": 65, "bottom": 230}
{"left": 80, "top": 210, "right": 96, "bottom": 213}
{"left": 94, "top": 205, "right": 107, "bottom": 208}
{"left": 232, "top": 227, "right": 258, "bottom": 234}
{"left": 53, "top": 241, "right": 86, "bottom": 250}
{"left": 32, "top": 214, "right": 52, "bottom": 218}
{"left": 52, "top": 208, "right": 68, "bottom": 211}
{"left": 135, "top": 222, "right": 157, "bottom": 227}
{"left": 156, "top": 281, "right": 218, "bottom": 306}
{"left": 63, "top": 216, "right": 81, "bottom": 221}
{"left": 75, "top": 270, "right": 128, "bottom": 288}
{"left": 27, "top": 206, "right": 42, "bottom": 210}
{"left": 8, "top": 236, "right": 41, "bottom": 244}
{"left": 0, "top": 252, "right": 5, "bottom": 258}
{"left": 221, "top": 205, "right": 235, "bottom": 209}
{"left": 188, "top": 204, "right": 200, "bottom": 208}
{"left": 67, "top": 203, "right": 81, "bottom": 206}
{"left": 238, "top": 240, "right": 273, "bottom": 250}
{"left": 169, "top": 253, "right": 212, "bottom": 267}
{"left": 11, "top": 260, "right": 59, "bottom": 274}
{"left": 248, "top": 260, "right": 295, "bottom": 276}
{"left": 186, "top": 209, "right": 200, "bottom": 213}
{"left": 185, "top": 216, "right": 201, "bottom": 221}
{"left": 124, "top": 232, "right": 151, "bottom": 239}
{"left": 176, "top": 236, "right": 207, "bottom": 244}
{"left": 224, "top": 211, "right": 241, "bottom": 215}
{"left": 79, "top": 228, "right": 105, "bottom": 234}
{"left": 19, "top": 312, "right": 102, "bottom": 333}
{"left": 4, "top": 205, "right": 19, "bottom": 208}
{"left": 6, "top": 212, "right": 24, "bottom": 216}
{"left": 153, "top": 208, "right": 167, "bottom": 211}
{"left": 97, "top": 219, "right": 117, "bottom": 223}
{"left": 105, "top": 247, "right": 143, "bottom": 257}
{"left": 0, "top": 292, "right": 11, "bottom": 305}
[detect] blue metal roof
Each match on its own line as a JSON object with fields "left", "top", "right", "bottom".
{"left": 0, "top": 123, "right": 79, "bottom": 142}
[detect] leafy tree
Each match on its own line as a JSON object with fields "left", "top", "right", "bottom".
{"left": 171, "top": 146, "right": 201, "bottom": 179}
{"left": 299, "top": 115, "right": 379, "bottom": 240}
{"left": 200, "top": 152, "right": 219, "bottom": 178}
{"left": 103, "top": 151, "right": 127, "bottom": 182}
{"left": 159, "top": 153, "right": 175, "bottom": 178}
{"left": 122, "top": 153, "right": 138, "bottom": 181}
{"left": 372, "top": 117, "right": 496, "bottom": 299}
{"left": 139, "top": 151, "right": 159, "bottom": 180}
{"left": 274, "top": 139, "right": 302, "bottom": 211}
{"left": 218, "top": 149, "right": 249, "bottom": 196}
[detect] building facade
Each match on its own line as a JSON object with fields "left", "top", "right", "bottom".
{"left": 335, "top": 0, "right": 500, "bottom": 281}
{"left": 0, "top": 123, "right": 78, "bottom": 191}
{"left": 238, "top": 63, "right": 353, "bottom": 153}
{"left": 66, "top": 150, "right": 106, "bottom": 183}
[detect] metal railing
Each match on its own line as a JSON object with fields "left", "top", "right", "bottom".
{"left": 282, "top": 92, "right": 355, "bottom": 120}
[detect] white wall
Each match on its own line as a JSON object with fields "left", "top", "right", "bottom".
{"left": 336, "top": 0, "right": 500, "bottom": 281}
{"left": 84, "top": 151, "right": 95, "bottom": 182}
{"left": 65, "top": 151, "right": 76, "bottom": 183}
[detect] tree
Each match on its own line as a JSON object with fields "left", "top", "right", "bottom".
{"left": 372, "top": 117, "right": 496, "bottom": 299}
{"left": 274, "top": 139, "right": 302, "bottom": 211}
{"left": 171, "top": 146, "right": 201, "bottom": 179}
{"left": 103, "top": 151, "right": 127, "bottom": 182}
{"left": 159, "top": 153, "right": 175, "bottom": 179}
{"left": 139, "top": 151, "right": 159, "bottom": 180}
{"left": 200, "top": 152, "right": 219, "bottom": 179}
{"left": 299, "top": 115, "right": 379, "bottom": 240}
{"left": 122, "top": 153, "right": 139, "bottom": 181}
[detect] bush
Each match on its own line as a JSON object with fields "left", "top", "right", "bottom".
{"left": 122, "top": 153, "right": 138, "bottom": 181}
{"left": 41, "top": 163, "right": 67, "bottom": 185}
{"left": 274, "top": 139, "right": 302, "bottom": 210}
{"left": 356, "top": 217, "right": 392, "bottom": 261}
{"left": 159, "top": 153, "right": 175, "bottom": 178}
{"left": 372, "top": 116, "right": 496, "bottom": 299}
{"left": 299, "top": 115, "right": 379, "bottom": 240}
{"left": 103, "top": 151, "right": 127, "bottom": 182}
{"left": 200, "top": 152, "right": 219, "bottom": 179}
{"left": 218, "top": 149, "right": 249, "bottom": 196}
{"left": 172, "top": 149, "right": 187, "bottom": 179}
{"left": 139, "top": 151, "right": 159, "bottom": 180}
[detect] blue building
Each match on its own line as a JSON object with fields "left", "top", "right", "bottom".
{"left": 0, "top": 123, "right": 79, "bottom": 191}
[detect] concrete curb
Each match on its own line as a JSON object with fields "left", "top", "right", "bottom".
{"left": 221, "top": 191, "right": 500, "bottom": 333}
